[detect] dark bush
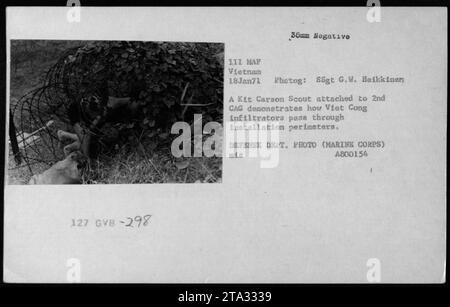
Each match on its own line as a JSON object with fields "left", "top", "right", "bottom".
{"left": 61, "top": 41, "right": 224, "bottom": 132}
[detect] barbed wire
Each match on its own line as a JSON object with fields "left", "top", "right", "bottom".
{"left": 9, "top": 46, "right": 88, "bottom": 176}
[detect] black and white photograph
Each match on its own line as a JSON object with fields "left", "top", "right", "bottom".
{"left": 7, "top": 40, "right": 224, "bottom": 184}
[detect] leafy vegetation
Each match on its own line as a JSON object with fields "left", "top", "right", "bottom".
{"left": 61, "top": 41, "right": 223, "bottom": 140}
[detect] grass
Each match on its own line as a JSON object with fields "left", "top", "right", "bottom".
{"left": 8, "top": 139, "right": 222, "bottom": 184}
{"left": 83, "top": 145, "right": 222, "bottom": 184}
